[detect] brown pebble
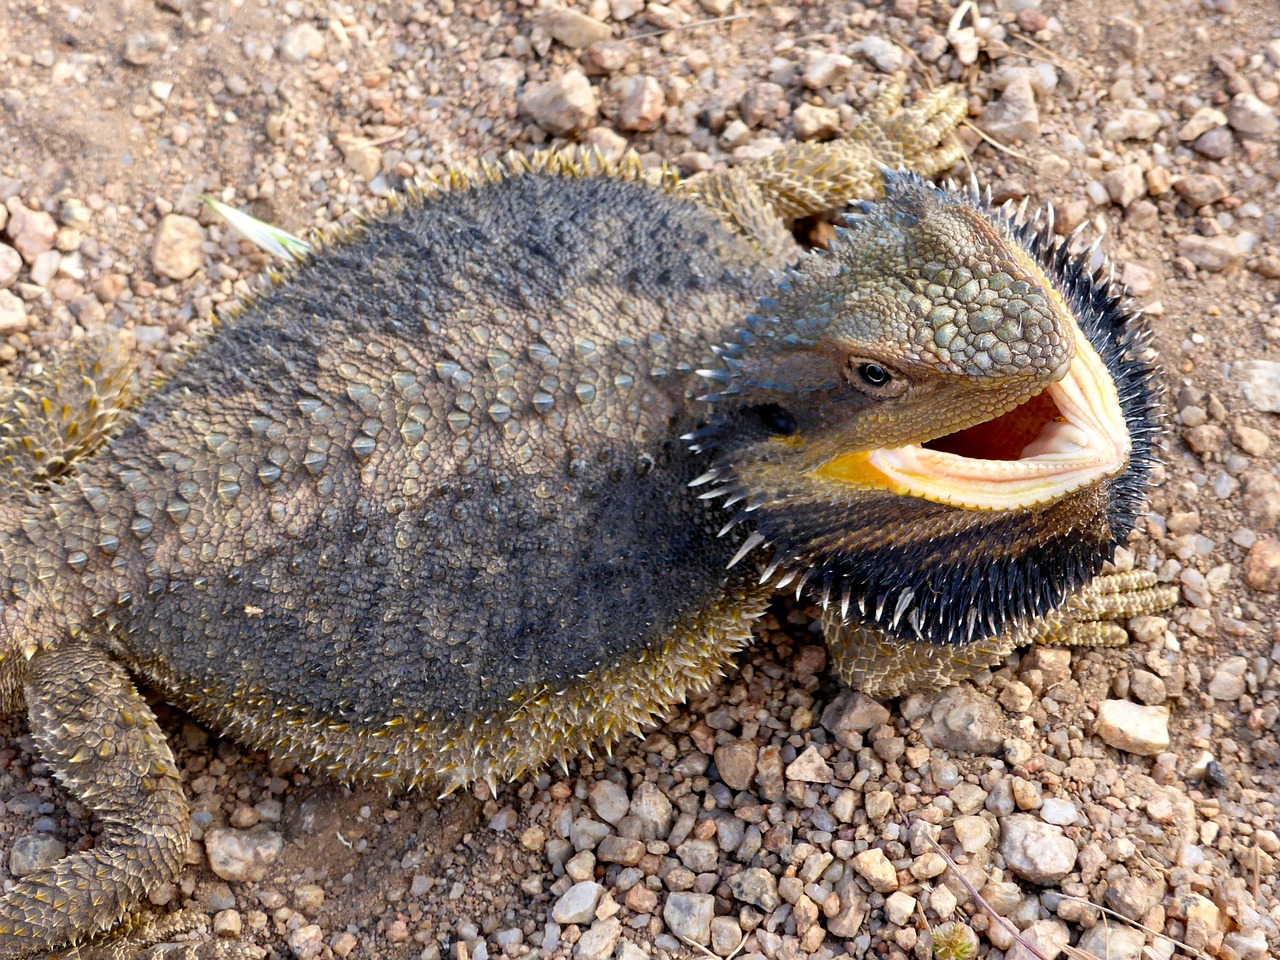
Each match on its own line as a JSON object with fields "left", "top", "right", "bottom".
{"left": 1243, "top": 539, "right": 1280, "bottom": 591}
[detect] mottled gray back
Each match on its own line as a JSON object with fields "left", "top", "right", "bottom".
{"left": 51, "top": 173, "right": 774, "bottom": 725}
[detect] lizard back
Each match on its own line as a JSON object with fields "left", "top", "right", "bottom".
{"left": 6, "top": 171, "right": 777, "bottom": 774}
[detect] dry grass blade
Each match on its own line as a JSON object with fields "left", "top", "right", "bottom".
{"left": 626, "top": 12, "right": 756, "bottom": 41}
{"left": 960, "top": 119, "right": 1033, "bottom": 161}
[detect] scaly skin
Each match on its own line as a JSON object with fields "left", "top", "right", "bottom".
{"left": 0, "top": 85, "right": 1172, "bottom": 958}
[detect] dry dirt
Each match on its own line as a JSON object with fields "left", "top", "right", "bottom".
{"left": 0, "top": 1, "right": 1278, "bottom": 959}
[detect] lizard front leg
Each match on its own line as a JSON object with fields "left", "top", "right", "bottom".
{"left": 681, "top": 82, "right": 967, "bottom": 256}
{"left": 0, "top": 642, "right": 244, "bottom": 958}
{"left": 823, "top": 571, "right": 1178, "bottom": 701}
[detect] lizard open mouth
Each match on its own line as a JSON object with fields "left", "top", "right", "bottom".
{"left": 814, "top": 331, "right": 1131, "bottom": 511}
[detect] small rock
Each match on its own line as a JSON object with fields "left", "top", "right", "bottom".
{"left": 1241, "top": 361, "right": 1280, "bottom": 413}
{"left": 1207, "top": 656, "right": 1248, "bottom": 700}
{"left": 739, "top": 82, "right": 783, "bottom": 127}
{"left": 713, "top": 741, "right": 756, "bottom": 792}
{"left": 519, "top": 70, "right": 599, "bottom": 136}
{"left": 1193, "top": 128, "right": 1234, "bottom": 159}
{"left": 152, "top": 214, "right": 205, "bottom": 280}
{"left": 854, "top": 36, "right": 905, "bottom": 73}
{"left": 9, "top": 835, "right": 66, "bottom": 877}
{"left": 575, "top": 917, "right": 621, "bottom": 960}
{"left": 1176, "top": 234, "right": 1241, "bottom": 273}
{"left": 615, "top": 76, "right": 665, "bottom": 132}
{"left": 1095, "top": 700, "right": 1170, "bottom": 755}
{"left": 1173, "top": 174, "right": 1229, "bottom": 207}
{"left": 1183, "top": 422, "right": 1225, "bottom": 456}
{"left": 1179, "top": 106, "right": 1228, "bottom": 141}
{"left": 582, "top": 126, "right": 628, "bottom": 161}
{"left": 123, "top": 30, "right": 170, "bottom": 66}
{"left": 921, "top": 685, "right": 1004, "bottom": 754}
{"left": 802, "top": 52, "right": 853, "bottom": 89}
{"left": 588, "top": 780, "right": 630, "bottom": 825}
{"left": 335, "top": 134, "right": 382, "bottom": 181}
{"left": 784, "top": 745, "right": 832, "bottom": 783}
{"left": 754, "top": 745, "right": 785, "bottom": 801}
{"left": 290, "top": 886, "right": 324, "bottom": 919}
{"left": 1076, "top": 920, "right": 1145, "bottom": 959}
{"left": 5, "top": 202, "right": 57, "bottom": 263}
{"left": 610, "top": 0, "right": 643, "bottom": 18}
{"left": 1039, "top": 798, "right": 1078, "bottom": 826}
{"left": 205, "top": 826, "right": 283, "bottom": 882}
{"left": 1226, "top": 93, "right": 1278, "bottom": 136}
{"left": 792, "top": 104, "right": 840, "bottom": 141}
{"left": 1104, "top": 876, "right": 1163, "bottom": 922}
{"left": 981, "top": 73, "right": 1041, "bottom": 142}
{"left": 709, "top": 916, "right": 742, "bottom": 956}
{"left": 1107, "top": 16, "right": 1144, "bottom": 56}
{"left": 1129, "top": 669, "right": 1167, "bottom": 704}
{"left": 851, "top": 848, "right": 898, "bottom": 893}
{"left": 663, "top": 892, "right": 714, "bottom": 944}
{"left": 828, "top": 867, "right": 870, "bottom": 938}
{"left": 629, "top": 782, "right": 673, "bottom": 839}
{"left": 953, "top": 815, "right": 992, "bottom": 853}
{"left": 581, "top": 40, "right": 631, "bottom": 75}
{"left": 998, "top": 815, "right": 1077, "bottom": 884}
{"left": 287, "top": 924, "right": 324, "bottom": 960}
{"left": 728, "top": 868, "right": 780, "bottom": 911}
{"left": 279, "top": 23, "right": 324, "bottom": 63}
{"left": 822, "top": 690, "right": 890, "bottom": 741}
{"left": 1102, "top": 108, "right": 1163, "bottom": 141}
{"left": 643, "top": 3, "right": 681, "bottom": 29}
{"left": 1233, "top": 424, "right": 1269, "bottom": 456}
{"left": 552, "top": 881, "right": 605, "bottom": 925}
{"left": 478, "top": 58, "right": 526, "bottom": 95}
{"left": 0, "top": 243, "right": 21, "bottom": 288}
{"left": 864, "top": 790, "right": 894, "bottom": 822}
{"left": 597, "top": 835, "right": 644, "bottom": 866}
{"left": 569, "top": 817, "right": 610, "bottom": 851}
{"left": 488, "top": 806, "right": 516, "bottom": 832}
{"left": 1222, "top": 930, "right": 1270, "bottom": 960}
{"left": 1243, "top": 539, "right": 1280, "bottom": 591}
{"left": 0, "top": 289, "right": 28, "bottom": 334}
{"left": 884, "top": 891, "right": 916, "bottom": 926}
{"left": 1008, "top": 918, "right": 1069, "bottom": 960}
{"left": 539, "top": 8, "right": 611, "bottom": 49}
{"left": 212, "top": 910, "right": 242, "bottom": 939}
{"left": 676, "top": 838, "right": 718, "bottom": 873}
{"left": 1101, "top": 164, "right": 1146, "bottom": 207}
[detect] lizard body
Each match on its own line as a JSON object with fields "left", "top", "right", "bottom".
{"left": 0, "top": 88, "right": 1174, "bottom": 957}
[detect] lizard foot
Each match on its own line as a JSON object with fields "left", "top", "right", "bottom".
{"left": 855, "top": 80, "right": 969, "bottom": 178}
{"left": 683, "top": 81, "right": 969, "bottom": 249}
{"left": 0, "top": 643, "right": 190, "bottom": 959}
{"left": 48, "top": 910, "right": 263, "bottom": 960}
{"left": 823, "top": 571, "right": 1177, "bottom": 700}
{"left": 1030, "top": 570, "right": 1179, "bottom": 647}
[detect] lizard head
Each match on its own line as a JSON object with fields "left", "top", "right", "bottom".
{"left": 692, "top": 171, "right": 1160, "bottom": 647}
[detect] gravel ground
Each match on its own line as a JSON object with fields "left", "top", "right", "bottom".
{"left": 1, "top": 1, "right": 1279, "bottom": 959}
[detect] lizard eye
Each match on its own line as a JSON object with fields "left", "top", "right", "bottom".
{"left": 858, "top": 363, "right": 889, "bottom": 387}
{"left": 846, "top": 358, "right": 907, "bottom": 399}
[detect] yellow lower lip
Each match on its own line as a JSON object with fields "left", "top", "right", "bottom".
{"left": 812, "top": 334, "right": 1131, "bottom": 511}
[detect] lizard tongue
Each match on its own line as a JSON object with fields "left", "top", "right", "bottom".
{"left": 1019, "top": 420, "right": 1091, "bottom": 460}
